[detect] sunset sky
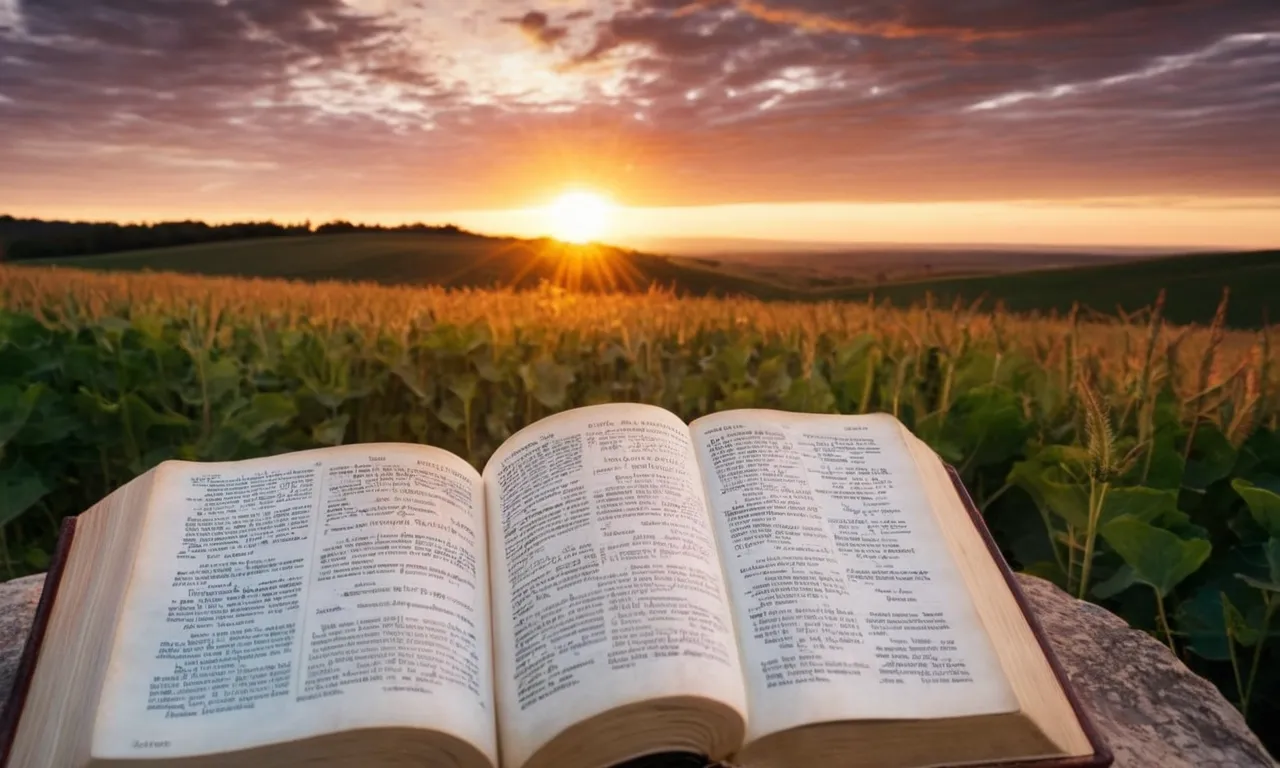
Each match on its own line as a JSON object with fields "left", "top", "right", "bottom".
{"left": 1, "top": 0, "right": 1278, "bottom": 248}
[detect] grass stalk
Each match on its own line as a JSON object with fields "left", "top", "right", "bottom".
{"left": 1153, "top": 587, "right": 1177, "bottom": 654}
{"left": 1242, "top": 595, "right": 1275, "bottom": 720}
{"left": 1077, "top": 477, "right": 1109, "bottom": 600}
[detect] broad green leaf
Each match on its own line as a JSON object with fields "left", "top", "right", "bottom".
{"left": 1008, "top": 460, "right": 1090, "bottom": 529}
{"left": 1134, "top": 432, "right": 1184, "bottom": 490}
{"left": 1100, "top": 486, "right": 1187, "bottom": 529}
{"left": 0, "top": 464, "right": 49, "bottom": 528}
{"left": 23, "top": 546, "right": 50, "bottom": 571}
{"left": 1091, "top": 564, "right": 1136, "bottom": 599}
{"left": 436, "top": 397, "right": 467, "bottom": 432}
{"left": 449, "top": 373, "right": 479, "bottom": 406}
{"left": 944, "top": 386, "right": 1031, "bottom": 471}
{"left": 1183, "top": 424, "right": 1237, "bottom": 492}
{"left": 312, "top": 414, "right": 350, "bottom": 446}
{"left": 0, "top": 383, "right": 40, "bottom": 448}
{"left": 1019, "top": 561, "right": 1067, "bottom": 589}
{"left": 1234, "top": 536, "right": 1280, "bottom": 593}
{"left": 121, "top": 394, "right": 190, "bottom": 436}
{"left": 1268, "top": 537, "right": 1280, "bottom": 585}
{"left": 235, "top": 393, "right": 298, "bottom": 441}
{"left": 519, "top": 358, "right": 575, "bottom": 409}
{"left": 1231, "top": 478, "right": 1280, "bottom": 538}
{"left": 203, "top": 357, "right": 242, "bottom": 403}
{"left": 391, "top": 363, "right": 432, "bottom": 402}
{"left": 16, "top": 388, "right": 79, "bottom": 446}
{"left": 1100, "top": 515, "right": 1211, "bottom": 597}
{"left": 781, "top": 374, "right": 836, "bottom": 414}
{"left": 1177, "top": 587, "right": 1232, "bottom": 661}
{"left": 1222, "top": 592, "right": 1260, "bottom": 646}
{"left": 1236, "top": 574, "right": 1280, "bottom": 594}
{"left": 756, "top": 356, "right": 791, "bottom": 399}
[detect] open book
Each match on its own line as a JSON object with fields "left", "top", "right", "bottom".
{"left": 2, "top": 405, "right": 1108, "bottom": 768}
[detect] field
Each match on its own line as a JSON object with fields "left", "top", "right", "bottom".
{"left": 2, "top": 262, "right": 1279, "bottom": 749}
{"left": 834, "top": 249, "right": 1280, "bottom": 329}
{"left": 42, "top": 232, "right": 793, "bottom": 298}
{"left": 40, "top": 232, "right": 1278, "bottom": 327}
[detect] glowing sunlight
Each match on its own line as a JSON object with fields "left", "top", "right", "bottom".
{"left": 545, "top": 191, "right": 614, "bottom": 244}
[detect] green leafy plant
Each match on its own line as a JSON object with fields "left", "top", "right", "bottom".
{"left": 2, "top": 264, "right": 1279, "bottom": 752}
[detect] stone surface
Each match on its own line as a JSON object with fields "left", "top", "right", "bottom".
{"left": 0, "top": 573, "right": 1273, "bottom": 766}
{"left": 0, "top": 573, "right": 45, "bottom": 709}
{"left": 1015, "top": 574, "right": 1276, "bottom": 768}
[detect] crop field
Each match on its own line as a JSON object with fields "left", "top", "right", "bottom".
{"left": 38, "top": 233, "right": 1280, "bottom": 328}
{"left": 1, "top": 263, "right": 1278, "bottom": 746}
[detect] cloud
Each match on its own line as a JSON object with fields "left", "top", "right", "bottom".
{"left": 0, "top": 0, "right": 1278, "bottom": 216}
{"left": 503, "top": 10, "right": 570, "bottom": 47}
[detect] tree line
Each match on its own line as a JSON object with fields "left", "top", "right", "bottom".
{"left": 0, "top": 215, "right": 476, "bottom": 261}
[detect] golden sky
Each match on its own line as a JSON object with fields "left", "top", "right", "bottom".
{"left": 1, "top": 1, "right": 1278, "bottom": 248}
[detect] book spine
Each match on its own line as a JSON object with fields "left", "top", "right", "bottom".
{"left": 0, "top": 517, "right": 78, "bottom": 767}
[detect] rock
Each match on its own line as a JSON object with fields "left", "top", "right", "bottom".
{"left": 0, "top": 573, "right": 46, "bottom": 704}
{"left": 1016, "top": 574, "right": 1276, "bottom": 768}
{"left": 0, "top": 573, "right": 1272, "bottom": 767}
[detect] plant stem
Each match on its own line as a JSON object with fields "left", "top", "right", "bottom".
{"left": 1226, "top": 623, "right": 1246, "bottom": 714}
{"left": 1154, "top": 587, "right": 1177, "bottom": 654}
{"left": 1078, "top": 479, "right": 1109, "bottom": 600}
{"left": 1242, "top": 596, "right": 1275, "bottom": 720}
{"left": 1066, "top": 524, "right": 1078, "bottom": 595}
{"left": 0, "top": 527, "right": 12, "bottom": 580}
{"left": 978, "top": 481, "right": 1011, "bottom": 513}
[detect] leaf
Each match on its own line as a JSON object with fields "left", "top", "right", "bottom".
{"left": 1008, "top": 458, "right": 1090, "bottom": 529}
{"left": 1100, "top": 486, "right": 1188, "bottom": 529}
{"left": 1019, "top": 560, "right": 1067, "bottom": 589}
{"left": 436, "top": 396, "right": 467, "bottom": 432}
{"left": 1231, "top": 478, "right": 1280, "bottom": 538}
{"left": 0, "top": 384, "right": 40, "bottom": 449}
{"left": 1222, "top": 592, "right": 1261, "bottom": 646}
{"left": 449, "top": 373, "right": 479, "bottom": 406}
{"left": 946, "top": 386, "right": 1031, "bottom": 470}
{"left": 203, "top": 357, "right": 242, "bottom": 404}
{"left": 312, "top": 414, "right": 350, "bottom": 446}
{"left": 23, "top": 546, "right": 50, "bottom": 571}
{"left": 519, "top": 358, "right": 575, "bottom": 409}
{"left": 1183, "top": 424, "right": 1237, "bottom": 492}
{"left": 1135, "top": 432, "right": 1185, "bottom": 491}
{"left": 16, "top": 389, "right": 79, "bottom": 446}
{"left": 121, "top": 394, "right": 191, "bottom": 436}
{"left": 1236, "top": 574, "right": 1280, "bottom": 594}
{"left": 755, "top": 355, "right": 792, "bottom": 399}
{"left": 1177, "top": 587, "right": 1232, "bottom": 661}
{"left": 1100, "top": 515, "right": 1212, "bottom": 597}
{"left": 1091, "top": 564, "right": 1137, "bottom": 599}
{"left": 1232, "top": 536, "right": 1280, "bottom": 592}
{"left": 0, "top": 464, "right": 50, "bottom": 528}
{"left": 234, "top": 393, "right": 298, "bottom": 441}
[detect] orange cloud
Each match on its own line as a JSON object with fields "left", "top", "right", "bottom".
{"left": 673, "top": 0, "right": 1025, "bottom": 40}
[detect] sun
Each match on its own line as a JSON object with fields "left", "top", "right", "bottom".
{"left": 546, "top": 191, "right": 614, "bottom": 244}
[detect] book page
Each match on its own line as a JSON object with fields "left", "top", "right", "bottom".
{"left": 483, "top": 404, "right": 748, "bottom": 768}
{"left": 690, "top": 410, "right": 1017, "bottom": 742}
{"left": 91, "top": 444, "right": 497, "bottom": 765}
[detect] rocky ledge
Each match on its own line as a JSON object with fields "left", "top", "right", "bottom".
{"left": 0, "top": 573, "right": 1274, "bottom": 767}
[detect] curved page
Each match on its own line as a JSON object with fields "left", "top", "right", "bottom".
{"left": 484, "top": 404, "right": 748, "bottom": 768}
{"left": 690, "top": 410, "right": 1017, "bottom": 742}
{"left": 92, "top": 444, "right": 497, "bottom": 765}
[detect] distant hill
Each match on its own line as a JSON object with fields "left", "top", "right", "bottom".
{"left": 30, "top": 229, "right": 1275, "bottom": 328}
{"left": 827, "top": 249, "right": 1279, "bottom": 328}
{"left": 38, "top": 232, "right": 791, "bottom": 298}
